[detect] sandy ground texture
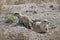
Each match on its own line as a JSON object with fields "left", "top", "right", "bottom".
{"left": 0, "top": 3, "right": 60, "bottom": 40}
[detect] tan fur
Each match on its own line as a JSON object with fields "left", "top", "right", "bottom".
{"left": 32, "top": 20, "right": 49, "bottom": 33}
{"left": 15, "top": 13, "right": 33, "bottom": 29}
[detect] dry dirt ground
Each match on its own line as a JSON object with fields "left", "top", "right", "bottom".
{"left": 0, "top": 3, "right": 60, "bottom": 40}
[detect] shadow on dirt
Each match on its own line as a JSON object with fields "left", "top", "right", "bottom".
{"left": 13, "top": 23, "right": 25, "bottom": 27}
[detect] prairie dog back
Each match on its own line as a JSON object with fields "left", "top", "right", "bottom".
{"left": 18, "top": 13, "right": 33, "bottom": 29}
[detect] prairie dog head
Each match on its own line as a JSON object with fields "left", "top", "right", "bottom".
{"left": 40, "top": 19, "right": 49, "bottom": 30}
{"left": 14, "top": 13, "right": 23, "bottom": 18}
{"left": 42, "top": 19, "right": 49, "bottom": 24}
{"left": 14, "top": 13, "right": 28, "bottom": 21}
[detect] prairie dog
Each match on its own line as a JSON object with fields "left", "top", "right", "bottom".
{"left": 14, "top": 13, "right": 33, "bottom": 29}
{"left": 32, "top": 19, "right": 49, "bottom": 33}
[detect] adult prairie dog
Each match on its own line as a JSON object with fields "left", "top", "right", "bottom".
{"left": 14, "top": 13, "right": 33, "bottom": 29}
{"left": 32, "top": 19, "right": 49, "bottom": 33}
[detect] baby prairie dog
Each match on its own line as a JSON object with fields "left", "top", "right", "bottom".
{"left": 32, "top": 19, "right": 49, "bottom": 33}
{"left": 14, "top": 13, "right": 33, "bottom": 29}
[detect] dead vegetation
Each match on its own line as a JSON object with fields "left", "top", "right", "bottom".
{"left": 4, "top": 16, "right": 16, "bottom": 23}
